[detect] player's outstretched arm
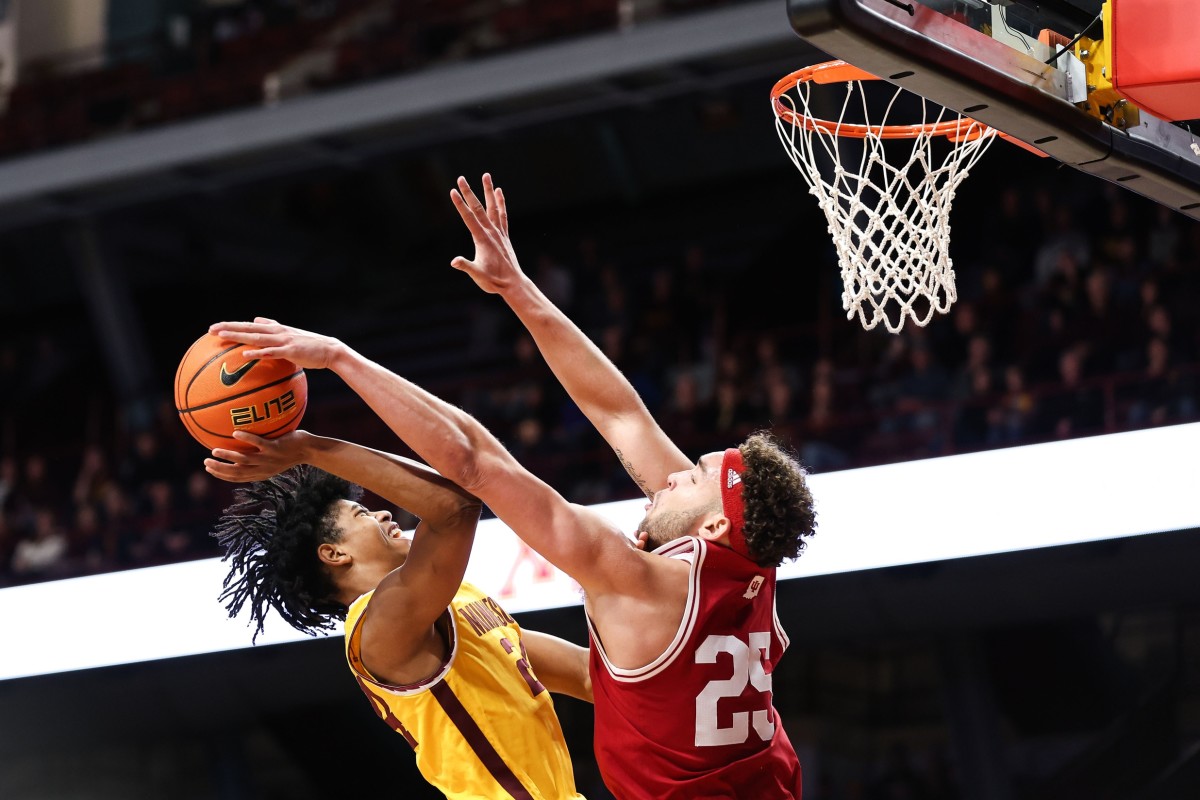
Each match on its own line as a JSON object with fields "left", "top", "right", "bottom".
{"left": 450, "top": 174, "right": 691, "bottom": 498}
{"left": 209, "top": 318, "right": 649, "bottom": 598}
{"left": 206, "top": 429, "right": 477, "bottom": 526}
{"left": 206, "top": 427, "right": 482, "bottom": 683}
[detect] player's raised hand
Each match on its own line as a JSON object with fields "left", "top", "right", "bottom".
{"left": 205, "top": 430, "right": 310, "bottom": 481}
{"left": 209, "top": 317, "right": 346, "bottom": 370}
{"left": 449, "top": 173, "right": 525, "bottom": 295}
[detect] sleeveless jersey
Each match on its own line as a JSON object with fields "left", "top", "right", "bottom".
{"left": 588, "top": 538, "right": 803, "bottom": 800}
{"left": 345, "top": 581, "right": 584, "bottom": 800}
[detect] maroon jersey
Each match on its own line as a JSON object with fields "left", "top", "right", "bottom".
{"left": 588, "top": 537, "right": 803, "bottom": 800}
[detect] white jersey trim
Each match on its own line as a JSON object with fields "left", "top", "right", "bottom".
{"left": 772, "top": 588, "right": 790, "bottom": 652}
{"left": 587, "top": 536, "right": 704, "bottom": 683}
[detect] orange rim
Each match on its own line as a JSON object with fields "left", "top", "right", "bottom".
{"left": 771, "top": 60, "right": 992, "bottom": 141}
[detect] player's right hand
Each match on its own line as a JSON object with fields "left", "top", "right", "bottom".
{"left": 205, "top": 430, "right": 309, "bottom": 482}
{"left": 210, "top": 317, "right": 345, "bottom": 370}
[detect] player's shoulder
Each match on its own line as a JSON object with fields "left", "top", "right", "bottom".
{"left": 454, "top": 581, "right": 489, "bottom": 604}
{"left": 346, "top": 589, "right": 375, "bottom": 621}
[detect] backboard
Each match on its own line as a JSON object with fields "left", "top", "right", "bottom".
{"left": 784, "top": 0, "right": 1200, "bottom": 221}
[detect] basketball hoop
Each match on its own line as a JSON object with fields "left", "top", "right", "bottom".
{"left": 771, "top": 60, "right": 999, "bottom": 334}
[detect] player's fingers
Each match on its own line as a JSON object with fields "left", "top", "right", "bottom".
{"left": 450, "top": 256, "right": 475, "bottom": 272}
{"left": 203, "top": 459, "right": 239, "bottom": 477}
{"left": 457, "top": 176, "right": 488, "bottom": 216}
{"left": 482, "top": 173, "right": 500, "bottom": 222}
{"left": 450, "top": 189, "right": 487, "bottom": 236}
{"left": 209, "top": 323, "right": 274, "bottom": 341}
{"left": 495, "top": 187, "right": 509, "bottom": 235}
{"left": 253, "top": 316, "right": 279, "bottom": 326}
{"left": 206, "top": 451, "right": 247, "bottom": 467}
{"left": 209, "top": 321, "right": 257, "bottom": 335}
{"left": 231, "top": 431, "right": 269, "bottom": 446}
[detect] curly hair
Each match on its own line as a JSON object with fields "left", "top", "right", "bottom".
{"left": 738, "top": 430, "right": 817, "bottom": 568}
{"left": 211, "top": 465, "right": 363, "bottom": 641}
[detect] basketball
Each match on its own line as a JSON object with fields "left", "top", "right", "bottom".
{"left": 174, "top": 331, "right": 308, "bottom": 452}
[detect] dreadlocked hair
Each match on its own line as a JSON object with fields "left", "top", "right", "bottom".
{"left": 211, "top": 465, "right": 364, "bottom": 642}
{"left": 738, "top": 430, "right": 817, "bottom": 568}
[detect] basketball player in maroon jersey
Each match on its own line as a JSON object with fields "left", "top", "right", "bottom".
{"left": 208, "top": 174, "right": 816, "bottom": 799}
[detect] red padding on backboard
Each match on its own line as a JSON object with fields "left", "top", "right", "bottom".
{"left": 1111, "top": 0, "right": 1200, "bottom": 121}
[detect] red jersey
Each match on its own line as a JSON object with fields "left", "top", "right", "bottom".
{"left": 588, "top": 537, "right": 803, "bottom": 800}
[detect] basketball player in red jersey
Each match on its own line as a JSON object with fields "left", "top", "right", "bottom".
{"left": 209, "top": 174, "right": 816, "bottom": 800}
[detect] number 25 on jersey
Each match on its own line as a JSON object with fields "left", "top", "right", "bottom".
{"left": 695, "top": 632, "right": 776, "bottom": 747}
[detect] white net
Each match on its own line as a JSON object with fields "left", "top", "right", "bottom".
{"left": 773, "top": 67, "right": 998, "bottom": 333}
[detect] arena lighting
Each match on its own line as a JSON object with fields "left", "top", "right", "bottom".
{"left": 0, "top": 422, "right": 1197, "bottom": 682}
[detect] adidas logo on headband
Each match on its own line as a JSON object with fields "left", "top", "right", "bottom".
{"left": 721, "top": 448, "right": 752, "bottom": 561}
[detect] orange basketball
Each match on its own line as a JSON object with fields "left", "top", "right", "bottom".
{"left": 174, "top": 332, "right": 308, "bottom": 452}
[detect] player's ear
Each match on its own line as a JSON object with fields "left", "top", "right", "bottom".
{"left": 317, "top": 542, "right": 349, "bottom": 567}
{"left": 696, "top": 512, "right": 730, "bottom": 544}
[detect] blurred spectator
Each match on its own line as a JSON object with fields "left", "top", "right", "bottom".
{"left": 751, "top": 332, "right": 803, "bottom": 402}
{"left": 971, "top": 184, "right": 1038, "bottom": 290}
{"left": 949, "top": 332, "right": 994, "bottom": 401}
{"left": 1141, "top": 303, "right": 1195, "bottom": 364}
{"left": 888, "top": 342, "right": 951, "bottom": 435}
{"left": 132, "top": 478, "right": 182, "bottom": 567}
{"left": 661, "top": 367, "right": 713, "bottom": 444}
{"left": 0, "top": 511, "right": 14, "bottom": 584}
{"left": 72, "top": 443, "right": 115, "bottom": 510}
{"left": 1147, "top": 205, "right": 1182, "bottom": 265}
{"left": 972, "top": 266, "right": 1019, "bottom": 357}
{"left": 68, "top": 501, "right": 106, "bottom": 576}
{"left": 1033, "top": 203, "right": 1091, "bottom": 288}
{"left": 932, "top": 300, "right": 980, "bottom": 373}
{"left": 1071, "top": 266, "right": 1127, "bottom": 374}
{"left": 1123, "top": 337, "right": 1197, "bottom": 427}
{"left": 1024, "top": 303, "right": 1074, "bottom": 385}
{"left": 1038, "top": 345, "right": 1107, "bottom": 438}
{"left": 11, "top": 507, "right": 68, "bottom": 580}
{"left": 97, "top": 483, "right": 139, "bottom": 570}
{"left": 0, "top": 454, "right": 16, "bottom": 514}
{"left": 952, "top": 365, "right": 995, "bottom": 450}
{"left": 988, "top": 363, "right": 1038, "bottom": 446}
{"left": 1094, "top": 197, "right": 1138, "bottom": 275}
{"left": 118, "top": 430, "right": 177, "bottom": 504}
{"left": 801, "top": 371, "right": 851, "bottom": 473}
{"left": 533, "top": 251, "right": 574, "bottom": 313}
{"left": 674, "top": 242, "right": 723, "bottom": 364}
{"left": 172, "top": 469, "right": 229, "bottom": 560}
{"left": 761, "top": 364, "right": 801, "bottom": 435}
{"left": 8, "top": 453, "right": 58, "bottom": 531}
{"left": 709, "top": 376, "right": 757, "bottom": 439}
{"left": 634, "top": 265, "right": 678, "bottom": 351}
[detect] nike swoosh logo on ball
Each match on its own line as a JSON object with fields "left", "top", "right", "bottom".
{"left": 219, "top": 360, "right": 260, "bottom": 386}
